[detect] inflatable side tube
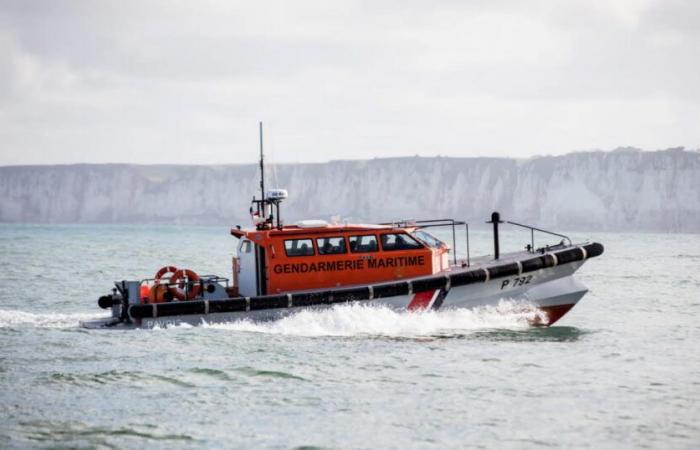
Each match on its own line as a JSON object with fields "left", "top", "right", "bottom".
{"left": 372, "top": 282, "right": 410, "bottom": 299}
{"left": 449, "top": 269, "right": 488, "bottom": 286}
{"left": 250, "top": 294, "right": 289, "bottom": 311}
{"left": 487, "top": 262, "right": 520, "bottom": 279}
{"left": 582, "top": 242, "right": 604, "bottom": 258}
{"left": 521, "top": 255, "right": 547, "bottom": 272}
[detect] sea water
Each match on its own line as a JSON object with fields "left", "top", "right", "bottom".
{"left": 0, "top": 224, "right": 698, "bottom": 449}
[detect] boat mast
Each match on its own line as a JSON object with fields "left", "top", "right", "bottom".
{"left": 259, "top": 121, "right": 265, "bottom": 204}
{"left": 255, "top": 122, "right": 268, "bottom": 295}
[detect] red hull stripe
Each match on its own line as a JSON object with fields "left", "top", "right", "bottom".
{"left": 536, "top": 303, "right": 576, "bottom": 326}
{"left": 408, "top": 289, "right": 439, "bottom": 311}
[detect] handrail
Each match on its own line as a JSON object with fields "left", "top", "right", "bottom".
{"left": 506, "top": 220, "right": 572, "bottom": 250}
{"left": 465, "top": 222, "right": 470, "bottom": 267}
{"left": 139, "top": 275, "right": 230, "bottom": 301}
{"left": 380, "top": 218, "right": 470, "bottom": 266}
{"left": 380, "top": 216, "right": 570, "bottom": 264}
{"left": 379, "top": 218, "right": 467, "bottom": 228}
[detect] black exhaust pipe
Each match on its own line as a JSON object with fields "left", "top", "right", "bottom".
{"left": 98, "top": 295, "right": 117, "bottom": 309}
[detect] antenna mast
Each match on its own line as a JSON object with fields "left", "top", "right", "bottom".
{"left": 252, "top": 122, "right": 287, "bottom": 230}
{"left": 259, "top": 121, "right": 265, "bottom": 202}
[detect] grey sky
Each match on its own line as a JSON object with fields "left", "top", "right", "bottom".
{"left": 1, "top": 0, "right": 698, "bottom": 165}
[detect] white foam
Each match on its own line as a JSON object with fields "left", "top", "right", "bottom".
{"left": 151, "top": 321, "right": 194, "bottom": 331}
{"left": 204, "top": 301, "right": 546, "bottom": 337}
{"left": 0, "top": 309, "right": 96, "bottom": 328}
{"left": 0, "top": 301, "right": 547, "bottom": 334}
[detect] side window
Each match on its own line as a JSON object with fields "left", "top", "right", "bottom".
{"left": 380, "top": 233, "right": 423, "bottom": 251}
{"left": 348, "top": 235, "right": 378, "bottom": 253}
{"left": 316, "top": 237, "right": 347, "bottom": 255}
{"left": 284, "top": 239, "right": 314, "bottom": 257}
{"left": 412, "top": 230, "right": 444, "bottom": 249}
{"left": 239, "top": 239, "right": 253, "bottom": 254}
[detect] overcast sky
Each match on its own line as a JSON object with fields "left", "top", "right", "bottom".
{"left": 0, "top": 0, "right": 698, "bottom": 165}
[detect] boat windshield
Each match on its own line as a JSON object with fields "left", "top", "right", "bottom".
{"left": 412, "top": 230, "right": 445, "bottom": 249}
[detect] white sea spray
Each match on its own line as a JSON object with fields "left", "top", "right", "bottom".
{"left": 0, "top": 309, "right": 96, "bottom": 328}
{"left": 202, "top": 300, "right": 543, "bottom": 337}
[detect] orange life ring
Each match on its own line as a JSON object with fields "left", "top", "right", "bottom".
{"left": 169, "top": 269, "right": 201, "bottom": 301}
{"left": 154, "top": 265, "right": 178, "bottom": 284}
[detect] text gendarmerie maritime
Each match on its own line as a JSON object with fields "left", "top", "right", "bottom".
{"left": 273, "top": 255, "right": 426, "bottom": 274}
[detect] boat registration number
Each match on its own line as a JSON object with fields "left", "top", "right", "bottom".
{"left": 500, "top": 275, "right": 533, "bottom": 289}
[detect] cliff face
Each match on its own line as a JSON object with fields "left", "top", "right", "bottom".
{"left": 1, "top": 148, "right": 698, "bottom": 232}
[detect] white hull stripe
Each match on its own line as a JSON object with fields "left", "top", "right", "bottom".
{"left": 427, "top": 290, "right": 441, "bottom": 309}
{"left": 550, "top": 253, "right": 558, "bottom": 266}
{"left": 578, "top": 246, "right": 587, "bottom": 259}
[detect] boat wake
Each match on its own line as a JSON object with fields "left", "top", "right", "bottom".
{"left": 204, "top": 300, "right": 547, "bottom": 337}
{"left": 0, "top": 301, "right": 548, "bottom": 336}
{"left": 0, "top": 309, "right": 96, "bottom": 329}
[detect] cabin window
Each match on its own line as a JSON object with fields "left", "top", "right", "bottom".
{"left": 239, "top": 240, "right": 253, "bottom": 254}
{"left": 316, "top": 237, "right": 347, "bottom": 255}
{"left": 412, "top": 230, "right": 445, "bottom": 249}
{"left": 284, "top": 239, "right": 315, "bottom": 257}
{"left": 348, "top": 235, "right": 378, "bottom": 253}
{"left": 380, "top": 233, "right": 424, "bottom": 251}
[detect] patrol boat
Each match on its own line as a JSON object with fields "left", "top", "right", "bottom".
{"left": 80, "top": 127, "right": 604, "bottom": 330}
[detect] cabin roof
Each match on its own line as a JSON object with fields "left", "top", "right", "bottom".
{"left": 230, "top": 223, "right": 416, "bottom": 239}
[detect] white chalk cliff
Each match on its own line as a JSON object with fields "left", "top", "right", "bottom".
{"left": 1, "top": 148, "right": 698, "bottom": 232}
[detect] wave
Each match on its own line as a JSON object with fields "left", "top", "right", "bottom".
{"left": 0, "top": 309, "right": 96, "bottom": 328}
{"left": 15, "top": 420, "right": 194, "bottom": 444}
{"left": 203, "top": 300, "right": 546, "bottom": 337}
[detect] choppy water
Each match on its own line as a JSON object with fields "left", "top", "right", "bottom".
{"left": 1, "top": 224, "right": 699, "bottom": 449}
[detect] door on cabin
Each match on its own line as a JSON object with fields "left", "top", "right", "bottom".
{"left": 237, "top": 238, "right": 257, "bottom": 296}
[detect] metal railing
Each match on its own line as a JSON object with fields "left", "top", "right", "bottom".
{"left": 506, "top": 220, "right": 572, "bottom": 252}
{"left": 381, "top": 218, "right": 471, "bottom": 267}
{"left": 140, "top": 275, "right": 230, "bottom": 301}
{"left": 381, "top": 214, "right": 572, "bottom": 266}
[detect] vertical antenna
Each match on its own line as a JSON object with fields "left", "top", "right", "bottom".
{"left": 259, "top": 121, "right": 265, "bottom": 202}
